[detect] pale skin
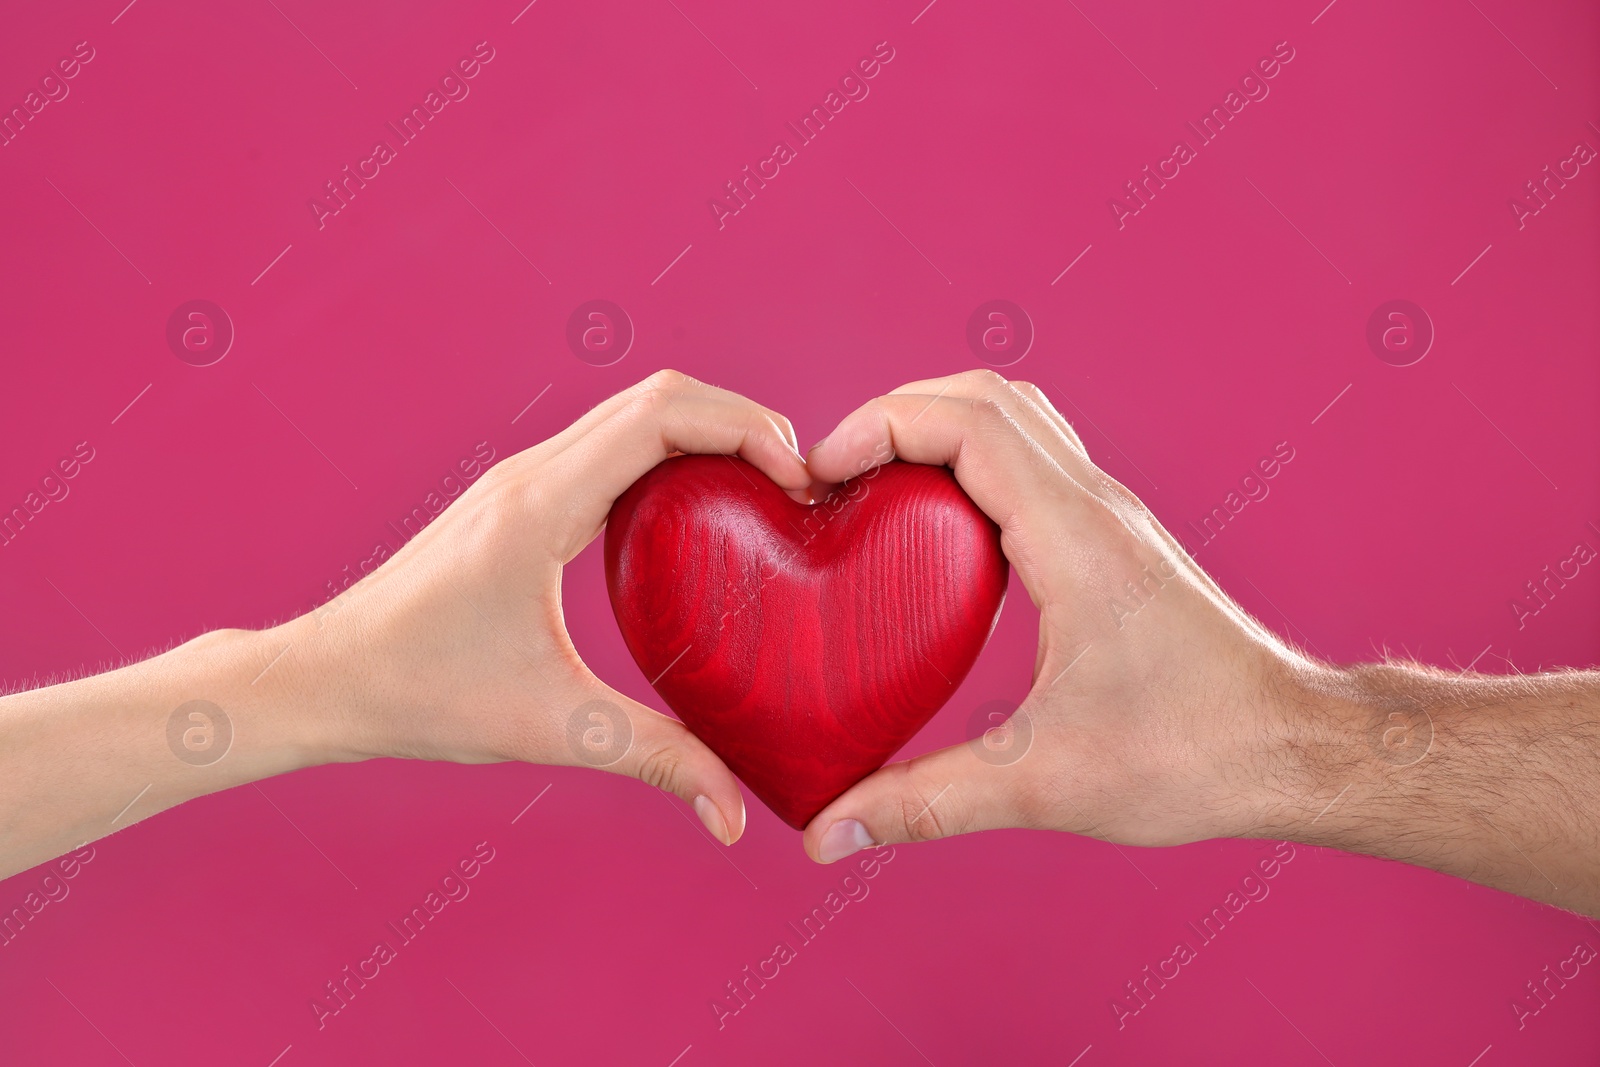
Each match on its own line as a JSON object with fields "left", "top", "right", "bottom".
{"left": 0, "top": 372, "right": 809, "bottom": 879}
{"left": 3, "top": 370, "right": 1598, "bottom": 919}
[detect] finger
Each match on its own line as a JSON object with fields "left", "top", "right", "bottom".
{"left": 807, "top": 387, "right": 1224, "bottom": 655}
{"left": 380, "top": 374, "right": 724, "bottom": 555}
{"left": 802, "top": 743, "right": 1027, "bottom": 862}
{"left": 884, "top": 371, "right": 985, "bottom": 400}
{"left": 964, "top": 380, "right": 1146, "bottom": 518}
{"left": 888, "top": 372, "right": 1108, "bottom": 501}
{"left": 544, "top": 387, "right": 810, "bottom": 555}
{"left": 541, "top": 370, "right": 799, "bottom": 466}
{"left": 886, "top": 376, "right": 1259, "bottom": 636}
{"left": 560, "top": 683, "right": 748, "bottom": 845}
{"left": 887, "top": 370, "right": 1074, "bottom": 446}
{"left": 495, "top": 372, "right": 691, "bottom": 474}
{"left": 564, "top": 384, "right": 808, "bottom": 492}
{"left": 868, "top": 376, "right": 1167, "bottom": 590}
{"left": 804, "top": 391, "right": 1093, "bottom": 550}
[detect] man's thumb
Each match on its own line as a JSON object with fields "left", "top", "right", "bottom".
{"left": 802, "top": 743, "right": 1022, "bottom": 863}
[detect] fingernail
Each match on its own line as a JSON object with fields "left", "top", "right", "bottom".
{"left": 807, "top": 435, "right": 829, "bottom": 455}
{"left": 694, "top": 795, "right": 731, "bottom": 845}
{"left": 818, "top": 819, "right": 874, "bottom": 863}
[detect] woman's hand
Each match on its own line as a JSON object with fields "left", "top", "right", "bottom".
{"left": 799, "top": 369, "right": 1329, "bottom": 863}
{"left": 0, "top": 371, "right": 808, "bottom": 879}
{"left": 277, "top": 370, "right": 810, "bottom": 844}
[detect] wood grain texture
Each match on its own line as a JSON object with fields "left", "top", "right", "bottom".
{"left": 604, "top": 456, "right": 1008, "bottom": 829}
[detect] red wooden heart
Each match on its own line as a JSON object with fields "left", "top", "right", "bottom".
{"left": 604, "top": 456, "right": 1008, "bottom": 829}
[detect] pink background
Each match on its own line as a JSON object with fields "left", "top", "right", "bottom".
{"left": 2, "top": 0, "right": 1598, "bottom": 1063}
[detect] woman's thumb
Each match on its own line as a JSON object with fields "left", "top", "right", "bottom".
{"left": 561, "top": 686, "right": 746, "bottom": 845}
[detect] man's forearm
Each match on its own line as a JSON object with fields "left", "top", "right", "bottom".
{"left": 1259, "top": 663, "right": 1600, "bottom": 915}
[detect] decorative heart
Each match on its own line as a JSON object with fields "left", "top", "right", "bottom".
{"left": 604, "top": 456, "right": 1008, "bottom": 829}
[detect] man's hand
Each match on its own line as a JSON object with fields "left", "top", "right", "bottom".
{"left": 801, "top": 370, "right": 1600, "bottom": 918}
{"left": 800, "top": 369, "right": 1322, "bottom": 858}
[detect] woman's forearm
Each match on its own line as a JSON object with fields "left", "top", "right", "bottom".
{"left": 0, "top": 625, "right": 334, "bottom": 880}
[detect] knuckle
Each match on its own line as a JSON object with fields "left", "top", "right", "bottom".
{"left": 962, "top": 368, "right": 1010, "bottom": 394}
{"left": 633, "top": 742, "right": 682, "bottom": 794}
{"left": 473, "top": 456, "right": 515, "bottom": 491}
{"left": 1009, "top": 380, "right": 1044, "bottom": 404}
{"left": 761, "top": 414, "right": 792, "bottom": 443}
{"left": 620, "top": 386, "right": 673, "bottom": 425}
{"left": 968, "top": 396, "right": 1014, "bottom": 429}
{"left": 898, "top": 795, "right": 949, "bottom": 842}
{"left": 894, "top": 770, "right": 962, "bottom": 843}
{"left": 643, "top": 368, "right": 692, "bottom": 395}
{"left": 643, "top": 387, "right": 673, "bottom": 417}
{"left": 649, "top": 367, "right": 687, "bottom": 387}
